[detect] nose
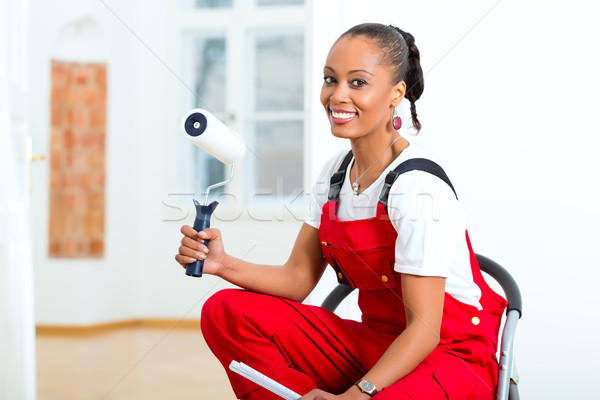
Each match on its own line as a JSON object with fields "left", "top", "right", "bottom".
{"left": 329, "top": 82, "right": 350, "bottom": 104}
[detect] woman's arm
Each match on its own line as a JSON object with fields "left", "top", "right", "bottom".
{"left": 356, "top": 274, "right": 445, "bottom": 389}
{"left": 176, "top": 222, "right": 328, "bottom": 302}
{"left": 301, "top": 274, "right": 445, "bottom": 400}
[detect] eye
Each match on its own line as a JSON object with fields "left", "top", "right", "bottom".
{"left": 323, "top": 75, "right": 336, "bottom": 84}
{"left": 350, "top": 79, "right": 367, "bottom": 87}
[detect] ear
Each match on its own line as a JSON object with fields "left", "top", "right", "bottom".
{"left": 391, "top": 81, "right": 406, "bottom": 108}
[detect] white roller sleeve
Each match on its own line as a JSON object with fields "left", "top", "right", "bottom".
{"left": 181, "top": 108, "right": 246, "bottom": 164}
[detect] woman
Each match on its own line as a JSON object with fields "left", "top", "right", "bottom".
{"left": 176, "top": 23, "right": 506, "bottom": 399}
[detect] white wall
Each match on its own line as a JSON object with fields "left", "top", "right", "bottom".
{"left": 29, "top": 0, "right": 190, "bottom": 324}
{"left": 29, "top": 0, "right": 306, "bottom": 325}
{"left": 31, "top": 0, "right": 142, "bottom": 325}
{"left": 1, "top": 0, "right": 36, "bottom": 397}
{"left": 28, "top": 0, "right": 600, "bottom": 398}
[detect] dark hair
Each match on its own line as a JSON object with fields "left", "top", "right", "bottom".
{"left": 338, "top": 23, "right": 424, "bottom": 132}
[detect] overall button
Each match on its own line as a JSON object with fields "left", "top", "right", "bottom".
{"left": 471, "top": 316, "right": 481, "bottom": 326}
{"left": 337, "top": 272, "right": 344, "bottom": 280}
{"left": 381, "top": 275, "right": 389, "bottom": 283}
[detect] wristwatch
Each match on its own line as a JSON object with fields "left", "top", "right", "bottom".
{"left": 355, "top": 379, "right": 378, "bottom": 397}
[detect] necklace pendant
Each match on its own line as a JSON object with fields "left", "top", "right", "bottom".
{"left": 352, "top": 182, "right": 359, "bottom": 195}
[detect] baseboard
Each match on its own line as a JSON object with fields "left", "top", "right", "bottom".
{"left": 36, "top": 318, "right": 200, "bottom": 336}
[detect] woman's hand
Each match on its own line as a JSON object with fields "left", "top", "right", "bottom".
{"left": 175, "top": 222, "right": 326, "bottom": 300}
{"left": 300, "top": 387, "right": 370, "bottom": 400}
{"left": 175, "top": 225, "right": 227, "bottom": 276}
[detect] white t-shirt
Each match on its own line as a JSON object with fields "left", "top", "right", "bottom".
{"left": 305, "top": 143, "right": 483, "bottom": 309}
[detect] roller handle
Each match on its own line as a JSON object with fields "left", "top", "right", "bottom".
{"left": 186, "top": 200, "right": 219, "bottom": 277}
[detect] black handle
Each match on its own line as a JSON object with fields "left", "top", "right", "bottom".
{"left": 186, "top": 200, "right": 219, "bottom": 277}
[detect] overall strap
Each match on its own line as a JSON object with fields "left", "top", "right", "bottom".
{"left": 327, "top": 150, "right": 354, "bottom": 201}
{"left": 379, "top": 158, "right": 458, "bottom": 208}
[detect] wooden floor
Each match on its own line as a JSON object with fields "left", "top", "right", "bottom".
{"left": 36, "top": 325, "right": 237, "bottom": 400}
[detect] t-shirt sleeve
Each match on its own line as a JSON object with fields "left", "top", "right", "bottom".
{"left": 304, "top": 150, "right": 349, "bottom": 230}
{"left": 387, "top": 170, "right": 468, "bottom": 278}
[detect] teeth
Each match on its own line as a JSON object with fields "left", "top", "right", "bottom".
{"left": 331, "top": 110, "right": 355, "bottom": 119}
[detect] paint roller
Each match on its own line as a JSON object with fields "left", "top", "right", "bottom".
{"left": 181, "top": 108, "right": 246, "bottom": 277}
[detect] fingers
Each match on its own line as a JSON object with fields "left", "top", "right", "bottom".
{"left": 299, "top": 389, "right": 332, "bottom": 400}
{"left": 180, "top": 225, "right": 221, "bottom": 241}
{"left": 197, "top": 227, "right": 221, "bottom": 241}
{"left": 181, "top": 235, "right": 209, "bottom": 254}
{"left": 180, "top": 224, "right": 197, "bottom": 237}
{"left": 176, "top": 225, "right": 221, "bottom": 268}
{"left": 176, "top": 225, "right": 206, "bottom": 267}
{"left": 175, "top": 253, "right": 198, "bottom": 267}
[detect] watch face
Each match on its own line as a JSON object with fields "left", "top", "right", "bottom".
{"left": 360, "top": 380, "right": 374, "bottom": 391}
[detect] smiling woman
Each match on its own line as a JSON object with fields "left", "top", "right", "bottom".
{"left": 179, "top": 22, "right": 506, "bottom": 400}
{"left": 320, "top": 24, "right": 423, "bottom": 140}
{"left": 317, "top": 24, "right": 428, "bottom": 197}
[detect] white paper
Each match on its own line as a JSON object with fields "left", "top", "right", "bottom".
{"left": 229, "top": 360, "right": 301, "bottom": 400}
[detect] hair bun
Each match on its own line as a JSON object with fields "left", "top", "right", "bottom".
{"left": 392, "top": 27, "right": 423, "bottom": 131}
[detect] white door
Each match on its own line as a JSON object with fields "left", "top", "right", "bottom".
{"left": 0, "top": 0, "right": 37, "bottom": 399}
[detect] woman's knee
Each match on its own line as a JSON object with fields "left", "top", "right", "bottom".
{"left": 200, "top": 289, "right": 246, "bottom": 334}
{"left": 201, "top": 289, "right": 298, "bottom": 342}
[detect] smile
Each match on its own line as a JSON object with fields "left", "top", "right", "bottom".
{"left": 330, "top": 109, "right": 357, "bottom": 124}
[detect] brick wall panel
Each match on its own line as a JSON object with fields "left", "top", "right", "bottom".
{"left": 48, "top": 60, "right": 107, "bottom": 258}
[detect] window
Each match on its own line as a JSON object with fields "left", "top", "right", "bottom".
{"left": 188, "top": 35, "right": 228, "bottom": 194}
{"left": 192, "top": 0, "right": 304, "bottom": 8}
{"left": 247, "top": 31, "right": 304, "bottom": 196}
{"left": 180, "top": 1, "right": 306, "bottom": 212}
{"left": 195, "top": 0, "right": 233, "bottom": 8}
{"left": 257, "top": 0, "right": 304, "bottom": 6}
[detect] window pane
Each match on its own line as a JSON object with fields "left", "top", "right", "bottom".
{"left": 194, "top": 37, "right": 226, "bottom": 112}
{"left": 257, "top": 0, "right": 304, "bottom": 5}
{"left": 254, "top": 121, "right": 303, "bottom": 196}
{"left": 191, "top": 37, "right": 227, "bottom": 193}
{"left": 255, "top": 34, "right": 304, "bottom": 112}
{"left": 195, "top": 0, "right": 232, "bottom": 8}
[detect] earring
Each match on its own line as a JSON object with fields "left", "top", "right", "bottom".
{"left": 392, "top": 109, "right": 402, "bottom": 130}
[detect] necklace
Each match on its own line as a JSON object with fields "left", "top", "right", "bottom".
{"left": 352, "top": 135, "right": 401, "bottom": 195}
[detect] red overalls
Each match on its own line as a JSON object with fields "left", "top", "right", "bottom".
{"left": 201, "top": 155, "right": 507, "bottom": 399}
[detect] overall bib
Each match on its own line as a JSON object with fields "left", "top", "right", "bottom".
{"left": 201, "top": 153, "right": 507, "bottom": 399}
